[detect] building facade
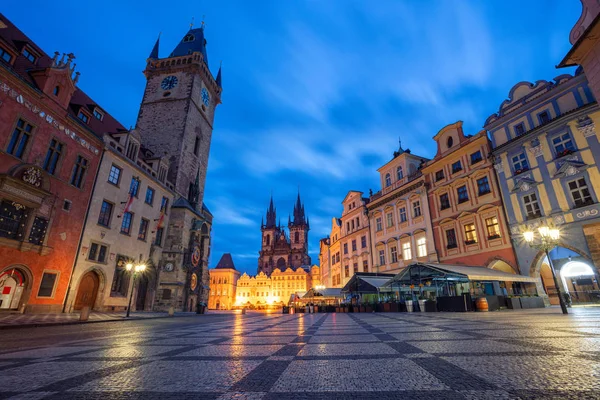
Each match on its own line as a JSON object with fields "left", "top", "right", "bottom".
{"left": 367, "top": 145, "right": 437, "bottom": 275}
{"left": 421, "top": 122, "right": 518, "bottom": 273}
{"left": 258, "top": 194, "right": 311, "bottom": 275}
{"left": 64, "top": 130, "right": 175, "bottom": 312}
{"left": 136, "top": 26, "right": 222, "bottom": 312}
{"left": 485, "top": 71, "right": 600, "bottom": 299}
{"left": 0, "top": 15, "right": 105, "bottom": 313}
{"left": 208, "top": 253, "right": 240, "bottom": 310}
{"left": 235, "top": 265, "right": 320, "bottom": 308}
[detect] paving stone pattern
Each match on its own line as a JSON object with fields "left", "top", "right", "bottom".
{"left": 0, "top": 308, "right": 599, "bottom": 399}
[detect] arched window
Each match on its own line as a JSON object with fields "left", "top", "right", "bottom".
{"left": 385, "top": 174, "right": 391, "bottom": 187}
{"left": 294, "top": 231, "right": 299, "bottom": 243}
{"left": 397, "top": 166, "right": 403, "bottom": 180}
{"left": 183, "top": 34, "right": 195, "bottom": 43}
{"left": 265, "top": 234, "right": 270, "bottom": 246}
{"left": 447, "top": 136, "right": 454, "bottom": 148}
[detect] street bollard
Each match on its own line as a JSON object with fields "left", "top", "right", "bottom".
{"left": 79, "top": 306, "right": 90, "bottom": 321}
{"left": 168, "top": 306, "right": 175, "bottom": 316}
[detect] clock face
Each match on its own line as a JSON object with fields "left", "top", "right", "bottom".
{"left": 161, "top": 76, "right": 178, "bottom": 90}
{"left": 201, "top": 87, "right": 210, "bottom": 107}
{"left": 164, "top": 263, "right": 174, "bottom": 272}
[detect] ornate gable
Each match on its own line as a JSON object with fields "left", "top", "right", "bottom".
{"left": 511, "top": 177, "right": 539, "bottom": 193}
{"left": 553, "top": 160, "right": 588, "bottom": 179}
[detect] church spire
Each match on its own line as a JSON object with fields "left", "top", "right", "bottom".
{"left": 292, "top": 190, "right": 306, "bottom": 225}
{"left": 216, "top": 62, "right": 222, "bottom": 88}
{"left": 149, "top": 34, "right": 160, "bottom": 59}
{"left": 265, "top": 194, "right": 276, "bottom": 228}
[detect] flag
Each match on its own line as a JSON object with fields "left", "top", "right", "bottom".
{"left": 152, "top": 209, "right": 165, "bottom": 233}
{"left": 117, "top": 193, "right": 134, "bottom": 218}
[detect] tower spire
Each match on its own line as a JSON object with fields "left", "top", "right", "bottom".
{"left": 265, "top": 194, "right": 276, "bottom": 228}
{"left": 216, "top": 61, "right": 222, "bottom": 88}
{"left": 149, "top": 33, "right": 160, "bottom": 59}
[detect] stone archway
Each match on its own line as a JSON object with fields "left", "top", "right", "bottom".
{"left": 0, "top": 265, "right": 32, "bottom": 311}
{"left": 74, "top": 271, "right": 100, "bottom": 311}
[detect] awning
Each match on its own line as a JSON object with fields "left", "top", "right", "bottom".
{"left": 383, "top": 263, "right": 541, "bottom": 286}
{"left": 341, "top": 273, "right": 396, "bottom": 294}
{"left": 302, "top": 288, "right": 344, "bottom": 299}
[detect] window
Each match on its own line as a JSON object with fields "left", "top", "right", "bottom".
{"left": 435, "top": 170, "right": 444, "bottom": 181}
{"left": 331, "top": 255, "right": 335, "bottom": 265}
{"left": 446, "top": 229, "right": 457, "bottom": 249}
{"left": 402, "top": 242, "right": 412, "bottom": 260}
{"left": 417, "top": 237, "right": 427, "bottom": 257}
{"left": 397, "top": 166, "right": 403, "bottom": 180}
{"left": 98, "top": 201, "right": 113, "bottom": 227}
{"left": 43, "top": 139, "right": 63, "bottom": 175}
{"left": 183, "top": 34, "right": 195, "bottom": 42}
{"left": 343, "top": 243, "right": 348, "bottom": 254}
{"left": 111, "top": 257, "right": 131, "bottom": 297}
{"left": 440, "top": 193, "right": 450, "bottom": 210}
{"left": 390, "top": 246, "right": 398, "bottom": 263}
{"left": 376, "top": 217, "right": 382, "bottom": 231}
{"left": 464, "top": 223, "right": 477, "bottom": 244}
{"left": 379, "top": 250, "right": 385, "bottom": 265}
{"left": 160, "top": 197, "right": 169, "bottom": 213}
{"left": 63, "top": 199, "right": 72, "bottom": 212}
{"left": 108, "top": 165, "right": 122, "bottom": 185}
{"left": 37, "top": 272, "right": 57, "bottom": 297}
{"left": 155, "top": 227, "right": 164, "bottom": 246}
{"left": 514, "top": 122, "right": 525, "bottom": 136}
{"left": 363, "top": 260, "right": 369, "bottom": 272}
{"left": 77, "top": 111, "right": 89, "bottom": 123}
{"left": 138, "top": 218, "right": 149, "bottom": 241}
{"left": 88, "top": 243, "right": 108, "bottom": 263}
{"left": 386, "top": 212, "right": 394, "bottom": 227}
{"left": 93, "top": 109, "right": 104, "bottom": 120}
{"left": 485, "top": 217, "right": 501, "bottom": 239}
{"left": 352, "top": 240, "right": 357, "bottom": 251}
{"left": 336, "top": 253, "right": 340, "bottom": 263}
{"left": 353, "top": 263, "right": 358, "bottom": 274}
{"left": 7, "top": 119, "right": 33, "bottom": 159}
{"left": 477, "top": 177, "right": 491, "bottom": 196}
{"left": 470, "top": 151, "right": 482, "bottom": 164}
{"left": 194, "top": 137, "right": 200, "bottom": 156}
{"left": 129, "top": 177, "right": 140, "bottom": 197}
{"left": 294, "top": 231, "right": 299, "bottom": 243}
{"left": 457, "top": 185, "right": 469, "bottom": 203}
{"left": 399, "top": 207, "right": 407, "bottom": 223}
{"left": 447, "top": 136, "right": 454, "bottom": 148}
{"left": 552, "top": 133, "right": 575, "bottom": 156}
{"left": 53, "top": 86, "right": 60, "bottom": 96}
{"left": 344, "top": 265, "right": 349, "bottom": 277}
{"left": 22, "top": 48, "right": 36, "bottom": 63}
{"left": 145, "top": 187, "right": 155, "bottom": 205}
{"left": 70, "top": 156, "right": 88, "bottom": 188}
{"left": 452, "top": 160, "right": 462, "bottom": 173}
{"left": 523, "top": 193, "right": 541, "bottom": 219}
{"left": 569, "top": 178, "right": 593, "bottom": 208}
{"left": 413, "top": 201, "right": 422, "bottom": 217}
{"left": 512, "top": 153, "right": 529, "bottom": 174}
{"left": 0, "top": 47, "right": 12, "bottom": 62}
{"left": 28, "top": 217, "right": 48, "bottom": 245}
{"left": 385, "top": 173, "right": 391, "bottom": 187}
{"left": 361, "top": 235, "right": 367, "bottom": 248}
{"left": 538, "top": 110, "right": 551, "bottom": 125}
{"left": 346, "top": 222, "right": 350, "bottom": 232}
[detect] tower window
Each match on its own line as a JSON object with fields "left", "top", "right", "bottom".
{"left": 53, "top": 86, "right": 60, "bottom": 96}
{"left": 22, "top": 48, "right": 36, "bottom": 63}
{"left": 183, "top": 34, "right": 195, "bottom": 43}
{"left": 194, "top": 137, "right": 200, "bottom": 156}
{"left": 447, "top": 136, "right": 454, "bottom": 148}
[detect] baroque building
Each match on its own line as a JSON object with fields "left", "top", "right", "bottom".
{"left": 208, "top": 253, "right": 240, "bottom": 310}
{"left": 0, "top": 14, "right": 105, "bottom": 313}
{"left": 258, "top": 194, "right": 311, "bottom": 275}
{"left": 421, "top": 122, "right": 517, "bottom": 273}
{"left": 135, "top": 24, "right": 222, "bottom": 312}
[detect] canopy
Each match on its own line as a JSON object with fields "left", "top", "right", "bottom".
{"left": 341, "top": 273, "right": 396, "bottom": 294}
{"left": 302, "top": 288, "right": 344, "bottom": 299}
{"left": 383, "top": 263, "right": 541, "bottom": 287}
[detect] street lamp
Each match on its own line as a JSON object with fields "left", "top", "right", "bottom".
{"left": 126, "top": 262, "right": 147, "bottom": 318}
{"left": 523, "top": 226, "right": 568, "bottom": 314}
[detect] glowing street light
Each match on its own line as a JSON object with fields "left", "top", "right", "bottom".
{"left": 126, "top": 262, "right": 147, "bottom": 317}
{"left": 523, "top": 225, "right": 568, "bottom": 315}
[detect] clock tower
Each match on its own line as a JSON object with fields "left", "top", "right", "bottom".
{"left": 136, "top": 25, "right": 222, "bottom": 312}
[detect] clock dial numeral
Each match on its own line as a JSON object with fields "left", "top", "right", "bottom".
{"left": 161, "top": 76, "right": 178, "bottom": 90}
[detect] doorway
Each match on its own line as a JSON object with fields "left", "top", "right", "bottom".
{"left": 0, "top": 268, "right": 28, "bottom": 310}
{"left": 136, "top": 275, "right": 149, "bottom": 311}
{"left": 74, "top": 271, "right": 99, "bottom": 310}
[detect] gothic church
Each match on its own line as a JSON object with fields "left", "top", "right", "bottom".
{"left": 258, "top": 194, "right": 311, "bottom": 275}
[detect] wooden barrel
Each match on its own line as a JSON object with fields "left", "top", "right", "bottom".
{"left": 475, "top": 297, "right": 489, "bottom": 312}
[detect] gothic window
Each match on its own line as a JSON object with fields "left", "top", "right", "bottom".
{"left": 7, "top": 119, "right": 33, "bottom": 159}
{"left": 42, "top": 139, "right": 63, "bottom": 175}
{"left": 397, "top": 166, "right": 403, "bottom": 180}
{"left": 385, "top": 174, "right": 391, "bottom": 187}
{"left": 294, "top": 231, "right": 299, "bottom": 243}
{"left": 70, "top": 156, "right": 88, "bottom": 189}
{"left": 183, "top": 34, "right": 195, "bottom": 43}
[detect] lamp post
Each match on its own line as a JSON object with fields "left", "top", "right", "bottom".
{"left": 125, "top": 262, "right": 147, "bottom": 318}
{"left": 523, "top": 226, "right": 568, "bottom": 315}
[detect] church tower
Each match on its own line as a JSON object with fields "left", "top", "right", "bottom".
{"left": 288, "top": 192, "right": 311, "bottom": 268}
{"left": 137, "top": 23, "right": 222, "bottom": 313}
{"left": 258, "top": 196, "right": 279, "bottom": 275}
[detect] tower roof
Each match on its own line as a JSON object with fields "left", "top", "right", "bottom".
{"left": 265, "top": 194, "right": 277, "bottom": 228}
{"left": 215, "top": 253, "right": 236, "bottom": 270}
{"left": 170, "top": 26, "right": 209, "bottom": 65}
{"left": 149, "top": 35, "right": 160, "bottom": 59}
{"left": 216, "top": 63, "right": 222, "bottom": 88}
{"left": 292, "top": 190, "right": 307, "bottom": 226}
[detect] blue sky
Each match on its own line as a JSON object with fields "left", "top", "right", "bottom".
{"left": 4, "top": 1, "right": 581, "bottom": 275}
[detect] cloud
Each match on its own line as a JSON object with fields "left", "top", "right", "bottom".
{"left": 208, "top": 197, "right": 257, "bottom": 227}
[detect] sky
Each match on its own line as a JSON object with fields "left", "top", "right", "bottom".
{"left": 3, "top": 0, "right": 582, "bottom": 275}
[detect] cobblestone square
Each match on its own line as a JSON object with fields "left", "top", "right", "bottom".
{"left": 0, "top": 309, "right": 599, "bottom": 399}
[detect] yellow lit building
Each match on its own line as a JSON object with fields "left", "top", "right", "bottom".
{"left": 208, "top": 254, "right": 240, "bottom": 310}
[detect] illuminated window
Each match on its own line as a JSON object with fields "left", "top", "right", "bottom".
{"left": 417, "top": 237, "right": 427, "bottom": 257}
{"left": 464, "top": 223, "right": 477, "bottom": 244}
{"left": 402, "top": 242, "right": 411, "bottom": 260}
{"left": 485, "top": 217, "right": 500, "bottom": 239}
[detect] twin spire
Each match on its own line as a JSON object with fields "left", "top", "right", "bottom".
{"left": 263, "top": 191, "right": 309, "bottom": 229}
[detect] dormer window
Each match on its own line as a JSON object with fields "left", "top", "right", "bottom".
{"left": 77, "top": 111, "right": 89, "bottom": 124}
{"left": 53, "top": 86, "right": 60, "bottom": 96}
{"left": 447, "top": 136, "right": 454, "bottom": 148}
{"left": 183, "top": 34, "right": 195, "bottom": 43}
{"left": 22, "top": 48, "right": 36, "bottom": 63}
{"left": 93, "top": 109, "right": 104, "bottom": 121}
{"left": 0, "top": 47, "right": 12, "bottom": 63}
